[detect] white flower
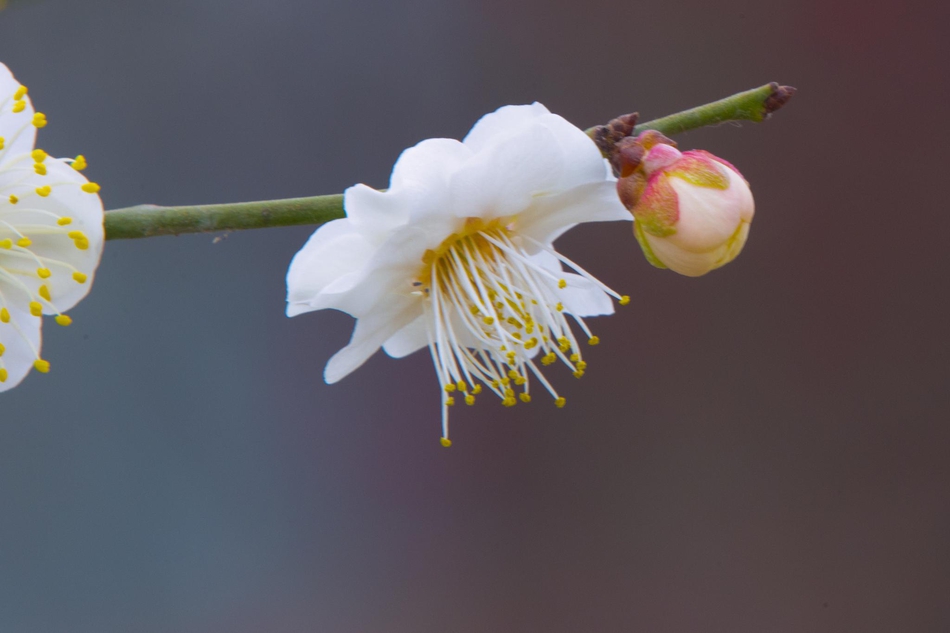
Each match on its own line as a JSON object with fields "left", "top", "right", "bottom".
{"left": 287, "top": 103, "right": 631, "bottom": 445}
{"left": 0, "top": 63, "right": 104, "bottom": 391}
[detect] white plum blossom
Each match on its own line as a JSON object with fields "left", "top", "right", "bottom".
{"left": 287, "top": 103, "right": 631, "bottom": 446}
{"left": 0, "top": 63, "right": 104, "bottom": 391}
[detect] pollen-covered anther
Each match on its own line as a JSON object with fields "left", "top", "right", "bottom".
{"left": 37, "top": 267, "right": 51, "bottom": 279}
{"left": 32, "top": 112, "right": 47, "bottom": 128}
{"left": 588, "top": 336, "right": 600, "bottom": 346}
{"left": 55, "top": 315, "right": 72, "bottom": 326}
{"left": 555, "top": 397, "right": 566, "bottom": 408}
{"left": 33, "top": 359, "right": 50, "bottom": 373}
{"left": 35, "top": 185, "right": 51, "bottom": 197}
{"left": 81, "top": 182, "right": 101, "bottom": 194}
{"left": 71, "top": 155, "right": 87, "bottom": 171}
{"left": 619, "top": 295, "right": 631, "bottom": 306}
{"left": 29, "top": 301, "right": 42, "bottom": 316}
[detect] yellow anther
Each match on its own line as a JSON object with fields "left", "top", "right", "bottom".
{"left": 576, "top": 361, "right": 588, "bottom": 371}
{"left": 35, "top": 185, "right": 51, "bottom": 197}
{"left": 555, "top": 397, "right": 566, "bottom": 408}
{"left": 0, "top": 368, "right": 6, "bottom": 382}
{"left": 440, "top": 437, "right": 452, "bottom": 448}
{"left": 500, "top": 377, "right": 510, "bottom": 387}
{"left": 55, "top": 315, "right": 72, "bottom": 326}
{"left": 0, "top": 239, "right": 11, "bottom": 249}
{"left": 490, "top": 379, "right": 500, "bottom": 388}
{"left": 72, "top": 272, "right": 88, "bottom": 284}
{"left": 12, "top": 100, "right": 26, "bottom": 113}
{"left": 514, "top": 377, "right": 526, "bottom": 386}
{"left": 511, "top": 331, "right": 522, "bottom": 340}
{"left": 508, "top": 369, "right": 519, "bottom": 380}
{"left": 67, "top": 231, "right": 84, "bottom": 240}
{"left": 81, "top": 182, "right": 101, "bottom": 194}
{"left": 7, "top": 195, "right": 17, "bottom": 204}
{"left": 446, "top": 397, "right": 455, "bottom": 406}
{"left": 0, "top": 137, "right": 4, "bottom": 149}
{"left": 465, "top": 395, "right": 475, "bottom": 406}
{"left": 502, "top": 397, "right": 516, "bottom": 407}
{"left": 31, "top": 149, "right": 47, "bottom": 163}
{"left": 33, "top": 163, "right": 47, "bottom": 176}
{"left": 588, "top": 336, "right": 600, "bottom": 346}
{"left": 37, "top": 267, "right": 51, "bottom": 279}
{"left": 555, "top": 302, "right": 563, "bottom": 312}
{"left": 32, "top": 112, "right": 47, "bottom": 128}
{"left": 619, "top": 295, "right": 631, "bottom": 306}
{"left": 33, "top": 359, "right": 50, "bottom": 373}
{"left": 573, "top": 370, "right": 585, "bottom": 379}
{"left": 482, "top": 316, "right": 494, "bottom": 325}
{"left": 569, "top": 353, "right": 579, "bottom": 362}
{"left": 72, "top": 155, "right": 87, "bottom": 171}
{"left": 0, "top": 308, "right": 8, "bottom": 322}
{"left": 519, "top": 393, "right": 532, "bottom": 403}
{"left": 14, "top": 85, "right": 27, "bottom": 100}
{"left": 0, "top": 343, "right": 4, "bottom": 356}
{"left": 16, "top": 237, "right": 31, "bottom": 247}
{"left": 444, "top": 383, "right": 456, "bottom": 393}
{"left": 558, "top": 279, "right": 567, "bottom": 289}
{"left": 74, "top": 237, "right": 90, "bottom": 250}
{"left": 456, "top": 380, "right": 466, "bottom": 391}
{"left": 29, "top": 301, "right": 42, "bottom": 316}
{"left": 541, "top": 353, "right": 556, "bottom": 366}
{"left": 57, "top": 217, "right": 72, "bottom": 226}
{"left": 471, "top": 384, "right": 482, "bottom": 395}
{"left": 39, "top": 285, "right": 51, "bottom": 301}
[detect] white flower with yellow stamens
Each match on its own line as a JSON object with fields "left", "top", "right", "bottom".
{"left": 287, "top": 103, "right": 630, "bottom": 445}
{"left": 0, "top": 62, "right": 103, "bottom": 391}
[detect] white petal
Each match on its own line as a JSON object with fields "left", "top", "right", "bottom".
{"left": 2, "top": 158, "right": 105, "bottom": 313}
{"left": 286, "top": 218, "right": 375, "bottom": 317}
{"left": 516, "top": 180, "right": 630, "bottom": 248}
{"left": 530, "top": 250, "right": 615, "bottom": 317}
{"left": 294, "top": 226, "right": 430, "bottom": 318}
{"left": 464, "top": 103, "right": 607, "bottom": 190}
{"left": 667, "top": 174, "right": 745, "bottom": 252}
{"left": 342, "top": 184, "right": 410, "bottom": 235}
{"left": 0, "top": 301, "right": 41, "bottom": 392}
{"left": 390, "top": 138, "right": 471, "bottom": 192}
{"left": 324, "top": 297, "right": 420, "bottom": 384}
{"left": 449, "top": 121, "right": 562, "bottom": 219}
{"left": 0, "top": 64, "right": 37, "bottom": 167}
{"left": 382, "top": 314, "right": 428, "bottom": 358}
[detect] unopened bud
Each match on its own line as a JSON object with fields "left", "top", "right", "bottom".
{"left": 617, "top": 133, "right": 754, "bottom": 277}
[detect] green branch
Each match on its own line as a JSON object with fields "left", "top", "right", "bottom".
{"left": 103, "top": 82, "right": 794, "bottom": 240}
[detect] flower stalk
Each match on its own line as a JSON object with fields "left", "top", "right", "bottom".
{"left": 102, "top": 82, "right": 794, "bottom": 241}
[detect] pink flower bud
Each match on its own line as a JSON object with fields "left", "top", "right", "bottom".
{"left": 621, "top": 142, "right": 754, "bottom": 277}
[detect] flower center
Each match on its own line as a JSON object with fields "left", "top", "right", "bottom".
{"left": 417, "top": 217, "right": 628, "bottom": 445}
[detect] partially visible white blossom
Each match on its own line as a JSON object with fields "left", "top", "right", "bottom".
{"left": 0, "top": 62, "right": 104, "bottom": 391}
{"left": 287, "top": 103, "right": 630, "bottom": 445}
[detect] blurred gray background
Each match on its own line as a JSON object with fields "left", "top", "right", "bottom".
{"left": 1, "top": 0, "right": 948, "bottom": 631}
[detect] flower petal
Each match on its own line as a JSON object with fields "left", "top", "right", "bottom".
{"left": 0, "top": 301, "right": 42, "bottom": 392}
{"left": 464, "top": 103, "right": 609, "bottom": 190}
{"left": 449, "top": 121, "right": 563, "bottom": 219}
{"left": 530, "top": 250, "right": 615, "bottom": 317}
{"left": 515, "top": 180, "right": 630, "bottom": 248}
{"left": 286, "top": 218, "right": 375, "bottom": 317}
{"left": 0, "top": 158, "right": 105, "bottom": 313}
{"left": 382, "top": 314, "right": 428, "bottom": 358}
{"left": 0, "top": 63, "right": 37, "bottom": 167}
{"left": 324, "top": 297, "right": 420, "bottom": 384}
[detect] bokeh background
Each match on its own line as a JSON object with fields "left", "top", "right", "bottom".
{"left": 1, "top": 0, "right": 948, "bottom": 631}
